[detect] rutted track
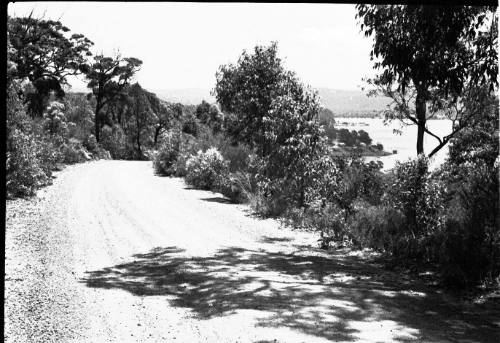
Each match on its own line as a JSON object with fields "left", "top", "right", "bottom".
{"left": 5, "top": 160, "right": 499, "bottom": 342}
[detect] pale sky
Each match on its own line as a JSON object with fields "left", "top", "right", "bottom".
{"left": 8, "top": 2, "right": 376, "bottom": 92}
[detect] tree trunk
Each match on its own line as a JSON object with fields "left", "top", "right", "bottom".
{"left": 94, "top": 89, "right": 103, "bottom": 142}
{"left": 135, "top": 102, "right": 142, "bottom": 158}
{"left": 94, "top": 104, "right": 100, "bottom": 142}
{"left": 154, "top": 126, "right": 161, "bottom": 147}
{"left": 136, "top": 133, "right": 142, "bottom": 158}
{"left": 298, "top": 177, "right": 305, "bottom": 208}
{"left": 415, "top": 90, "right": 427, "bottom": 155}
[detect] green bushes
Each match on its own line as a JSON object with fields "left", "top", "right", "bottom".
{"left": 384, "top": 156, "right": 445, "bottom": 260}
{"left": 185, "top": 148, "right": 228, "bottom": 189}
{"left": 6, "top": 84, "right": 107, "bottom": 198}
{"left": 83, "top": 134, "right": 98, "bottom": 152}
{"left": 60, "top": 139, "right": 91, "bottom": 164}
{"left": 350, "top": 205, "right": 405, "bottom": 253}
{"left": 100, "top": 125, "right": 127, "bottom": 159}
{"left": 217, "top": 171, "right": 256, "bottom": 203}
{"left": 33, "top": 134, "right": 62, "bottom": 177}
{"left": 438, "top": 165, "right": 499, "bottom": 287}
{"left": 152, "top": 131, "right": 203, "bottom": 176}
{"left": 153, "top": 134, "right": 180, "bottom": 176}
{"left": 152, "top": 127, "right": 256, "bottom": 203}
{"left": 434, "top": 106, "right": 500, "bottom": 286}
{"left": 6, "top": 129, "right": 49, "bottom": 197}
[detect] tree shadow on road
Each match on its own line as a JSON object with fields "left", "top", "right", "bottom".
{"left": 200, "top": 196, "right": 237, "bottom": 204}
{"left": 81, "top": 245, "right": 500, "bottom": 342}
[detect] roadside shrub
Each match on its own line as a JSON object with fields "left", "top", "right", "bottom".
{"left": 248, "top": 180, "right": 290, "bottom": 217}
{"left": 185, "top": 148, "right": 229, "bottom": 189}
{"left": 83, "top": 134, "right": 98, "bottom": 152}
{"left": 6, "top": 129, "right": 48, "bottom": 197}
{"left": 100, "top": 125, "right": 127, "bottom": 159}
{"left": 341, "top": 158, "right": 386, "bottom": 210}
{"left": 94, "top": 145, "right": 112, "bottom": 160}
{"left": 385, "top": 155, "right": 445, "bottom": 260}
{"left": 172, "top": 151, "right": 190, "bottom": 177}
{"left": 60, "top": 139, "right": 90, "bottom": 164}
{"left": 43, "top": 101, "right": 68, "bottom": 138}
{"left": 153, "top": 131, "right": 206, "bottom": 177}
{"left": 217, "top": 171, "right": 256, "bottom": 203}
{"left": 434, "top": 101, "right": 500, "bottom": 287}
{"left": 220, "top": 143, "right": 253, "bottom": 172}
{"left": 438, "top": 162, "right": 500, "bottom": 287}
{"left": 34, "top": 135, "right": 62, "bottom": 177}
{"left": 196, "top": 125, "right": 226, "bottom": 152}
{"left": 349, "top": 205, "right": 406, "bottom": 253}
{"left": 284, "top": 202, "right": 348, "bottom": 240}
{"left": 153, "top": 136, "right": 180, "bottom": 176}
{"left": 173, "top": 133, "right": 207, "bottom": 176}
{"left": 182, "top": 112, "right": 199, "bottom": 136}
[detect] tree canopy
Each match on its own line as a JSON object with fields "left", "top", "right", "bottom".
{"left": 357, "top": 5, "right": 498, "bottom": 156}
{"left": 85, "top": 54, "right": 142, "bottom": 142}
{"left": 214, "top": 42, "right": 321, "bottom": 159}
{"left": 8, "top": 14, "right": 94, "bottom": 117}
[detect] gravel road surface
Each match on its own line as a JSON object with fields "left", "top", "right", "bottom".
{"left": 5, "top": 160, "right": 500, "bottom": 342}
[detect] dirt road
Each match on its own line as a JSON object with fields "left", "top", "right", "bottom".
{"left": 5, "top": 160, "right": 499, "bottom": 342}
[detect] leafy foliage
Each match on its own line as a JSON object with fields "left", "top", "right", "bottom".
{"left": 357, "top": 5, "right": 498, "bottom": 156}
{"left": 6, "top": 129, "right": 49, "bottom": 197}
{"left": 385, "top": 156, "right": 445, "bottom": 259}
{"left": 436, "top": 97, "right": 499, "bottom": 286}
{"left": 43, "top": 101, "right": 68, "bottom": 137}
{"left": 153, "top": 133, "right": 181, "bottom": 176}
{"left": 8, "top": 15, "right": 93, "bottom": 117}
{"left": 215, "top": 43, "right": 324, "bottom": 209}
{"left": 99, "top": 124, "right": 127, "bottom": 159}
{"left": 185, "top": 148, "right": 229, "bottom": 190}
{"left": 85, "top": 54, "right": 142, "bottom": 142}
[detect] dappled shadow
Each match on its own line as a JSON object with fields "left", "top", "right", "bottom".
{"left": 258, "top": 236, "right": 294, "bottom": 244}
{"left": 200, "top": 197, "right": 236, "bottom": 204}
{"left": 183, "top": 186, "right": 198, "bottom": 190}
{"left": 82, "top": 245, "right": 500, "bottom": 342}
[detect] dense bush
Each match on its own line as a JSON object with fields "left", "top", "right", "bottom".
{"left": 60, "top": 139, "right": 91, "bottom": 164}
{"left": 337, "top": 128, "right": 357, "bottom": 146}
{"left": 64, "top": 93, "right": 94, "bottom": 141}
{"left": 152, "top": 134, "right": 180, "bottom": 176}
{"left": 248, "top": 186, "right": 291, "bottom": 218}
{"left": 435, "top": 101, "right": 500, "bottom": 287}
{"left": 43, "top": 102, "right": 68, "bottom": 137}
{"left": 176, "top": 137, "right": 203, "bottom": 176}
{"left": 83, "top": 134, "right": 98, "bottom": 152}
{"left": 436, "top": 164, "right": 499, "bottom": 287}
{"left": 385, "top": 155, "right": 445, "bottom": 260}
{"left": 282, "top": 154, "right": 387, "bottom": 244}
{"left": 6, "top": 129, "right": 49, "bottom": 197}
{"left": 220, "top": 143, "right": 253, "bottom": 172}
{"left": 185, "top": 148, "right": 229, "bottom": 189}
{"left": 33, "top": 134, "right": 63, "bottom": 177}
{"left": 100, "top": 125, "right": 127, "bottom": 159}
{"left": 350, "top": 205, "right": 406, "bottom": 253}
{"left": 181, "top": 112, "right": 199, "bottom": 136}
{"left": 217, "top": 171, "right": 256, "bottom": 203}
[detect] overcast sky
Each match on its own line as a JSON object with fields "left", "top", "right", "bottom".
{"left": 8, "top": 2, "right": 376, "bottom": 92}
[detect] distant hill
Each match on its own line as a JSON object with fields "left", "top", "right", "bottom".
{"left": 150, "top": 88, "right": 392, "bottom": 117}
{"left": 316, "top": 88, "right": 391, "bottom": 116}
{"left": 153, "top": 88, "right": 215, "bottom": 105}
